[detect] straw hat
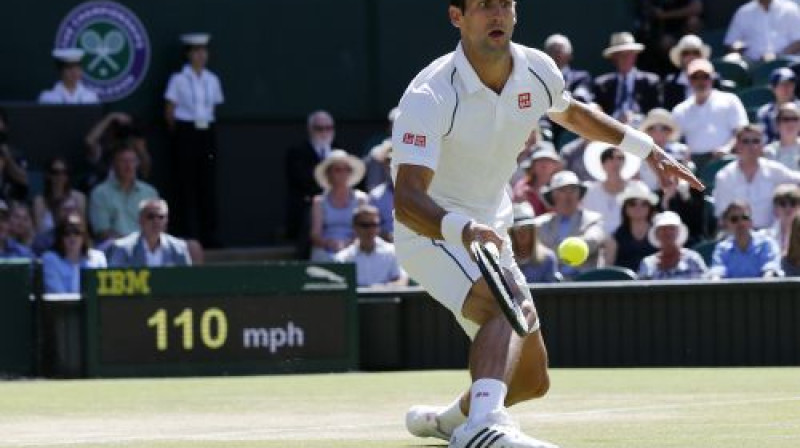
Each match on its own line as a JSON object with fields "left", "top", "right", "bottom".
{"left": 669, "top": 34, "right": 711, "bottom": 69}
{"left": 583, "top": 142, "right": 641, "bottom": 181}
{"left": 313, "top": 149, "right": 365, "bottom": 190}
{"left": 540, "top": 170, "right": 587, "bottom": 207}
{"left": 648, "top": 211, "right": 689, "bottom": 248}
{"left": 602, "top": 32, "right": 645, "bottom": 58}
{"left": 520, "top": 141, "right": 562, "bottom": 170}
{"left": 617, "top": 181, "right": 658, "bottom": 206}
{"left": 638, "top": 108, "right": 681, "bottom": 142}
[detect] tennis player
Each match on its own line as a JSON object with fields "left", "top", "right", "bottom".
{"left": 392, "top": 1, "right": 703, "bottom": 447}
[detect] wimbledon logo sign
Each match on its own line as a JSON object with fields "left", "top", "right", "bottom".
{"left": 54, "top": 1, "right": 150, "bottom": 102}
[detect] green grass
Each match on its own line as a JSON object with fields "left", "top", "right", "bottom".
{"left": 1, "top": 368, "right": 799, "bottom": 447}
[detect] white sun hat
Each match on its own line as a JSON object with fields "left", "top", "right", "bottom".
{"left": 313, "top": 149, "right": 366, "bottom": 190}
{"left": 180, "top": 33, "right": 211, "bottom": 46}
{"left": 669, "top": 34, "right": 711, "bottom": 69}
{"left": 583, "top": 141, "right": 642, "bottom": 181}
{"left": 52, "top": 48, "right": 85, "bottom": 63}
{"left": 602, "top": 32, "right": 645, "bottom": 58}
{"left": 648, "top": 211, "right": 689, "bottom": 248}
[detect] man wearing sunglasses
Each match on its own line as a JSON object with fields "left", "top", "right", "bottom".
{"left": 332, "top": 204, "right": 407, "bottom": 287}
{"left": 714, "top": 124, "right": 800, "bottom": 229}
{"left": 672, "top": 58, "right": 748, "bottom": 171}
{"left": 106, "top": 199, "right": 192, "bottom": 268}
{"left": 710, "top": 200, "right": 782, "bottom": 279}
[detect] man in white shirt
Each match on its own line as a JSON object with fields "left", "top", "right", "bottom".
{"left": 394, "top": 2, "right": 703, "bottom": 447}
{"left": 164, "top": 33, "right": 225, "bottom": 247}
{"left": 38, "top": 48, "right": 100, "bottom": 104}
{"left": 333, "top": 205, "right": 407, "bottom": 287}
{"left": 714, "top": 124, "right": 800, "bottom": 229}
{"left": 672, "top": 58, "right": 748, "bottom": 170}
{"left": 724, "top": 0, "right": 800, "bottom": 62}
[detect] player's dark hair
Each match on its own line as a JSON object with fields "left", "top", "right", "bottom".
{"left": 449, "top": 0, "right": 466, "bottom": 11}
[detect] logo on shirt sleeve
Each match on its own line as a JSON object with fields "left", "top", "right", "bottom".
{"left": 518, "top": 92, "right": 531, "bottom": 109}
{"left": 402, "top": 133, "right": 415, "bottom": 144}
{"left": 402, "top": 132, "right": 427, "bottom": 148}
{"left": 414, "top": 135, "right": 426, "bottom": 147}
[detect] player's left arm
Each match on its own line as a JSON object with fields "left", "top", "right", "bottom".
{"left": 548, "top": 100, "right": 704, "bottom": 191}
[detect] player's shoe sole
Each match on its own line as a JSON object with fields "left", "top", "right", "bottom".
{"left": 405, "top": 405, "right": 451, "bottom": 441}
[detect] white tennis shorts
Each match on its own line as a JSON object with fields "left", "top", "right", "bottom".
{"left": 395, "top": 230, "right": 531, "bottom": 339}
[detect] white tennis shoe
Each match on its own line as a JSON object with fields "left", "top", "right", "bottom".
{"left": 449, "top": 410, "right": 558, "bottom": 448}
{"left": 405, "top": 405, "right": 451, "bottom": 441}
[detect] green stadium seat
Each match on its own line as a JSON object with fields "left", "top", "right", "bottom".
{"left": 698, "top": 154, "right": 736, "bottom": 193}
{"left": 736, "top": 86, "right": 773, "bottom": 110}
{"left": 749, "top": 58, "right": 793, "bottom": 86}
{"left": 691, "top": 239, "right": 718, "bottom": 266}
{"left": 712, "top": 59, "right": 751, "bottom": 91}
{"left": 574, "top": 266, "right": 637, "bottom": 282}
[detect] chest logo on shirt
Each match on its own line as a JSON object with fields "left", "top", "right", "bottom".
{"left": 518, "top": 92, "right": 531, "bottom": 109}
{"left": 54, "top": 1, "right": 151, "bottom": 102}
{"left": 402, "top": 133, "right": 426, "bottom": 148}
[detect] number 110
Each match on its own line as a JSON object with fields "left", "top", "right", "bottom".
{"left": 146, "top": 308, "right": 228, "bottom": 351}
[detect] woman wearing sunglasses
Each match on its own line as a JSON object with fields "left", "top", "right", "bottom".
{"left": 32, "top": 157, "right": 86, "bottom": 234}
{"left": 709, "top": 201, "right": 782, "bottom": 279}
{"left": 41, "top": 212, "right": 106, "bottom": 293}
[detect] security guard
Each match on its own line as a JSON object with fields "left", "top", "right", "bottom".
{"left": 38, "top": 48, "right": 100, "bottom": 104}
{"left": 164, "top": 33, "right": 224, "bottom": 246}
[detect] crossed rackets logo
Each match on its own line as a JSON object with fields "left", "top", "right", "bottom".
{"left": 79, "top": 27, "right": 128, "bottom": 79}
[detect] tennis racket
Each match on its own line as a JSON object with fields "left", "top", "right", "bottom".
{"left": 471, "top": 240, "right": 529, "bottom": 337}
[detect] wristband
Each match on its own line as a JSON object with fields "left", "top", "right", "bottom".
{"left": 441, "top": 212, "right": 473, "bottom": 247}
{"left": 619, "top": 127, "right": 654, "bottom": 159}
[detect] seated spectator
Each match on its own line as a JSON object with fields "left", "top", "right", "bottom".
{"left": 758, "top": 68, "right": 800, "bottom": 143}
{"left": 509, "top": 202, "right": 559, "bottom": 283}
{"left": 544, "top": 33, "right": 594, "bottom": 104}
{"left": 512, "top": 142, "right": 563, "bottom": 216}
{"left": 89, "top": 142, "right": 158, "bottom": 245}
{"left": 593, "top": 32, "right": 660, "bottom": 120}
{"left": 582, "top": 142, "right": 646, "bottom": 235}
{"left": 536, "top": 171, "right": 605, "bottom": 278}
{"left": 8, "top": 201, "right": 34, "bottom": 249}
{"left": 781, "top": 214, "right": 800, "bottom": 275}
{"left": 0, "top": 200, "right": 33, "bottom": 259}
{"left": 662, "top": 34, "right": 712, "bottom": 110}
{"left": 710, "top": 201, "right": 782, "bottom": 279}
{"left": 32, "top": 157, "right": 86, "bottom": 234}
{"left": 310, "top": 150, "right": 368, "bottom": 262}
{"left": 333, "top": 204, "right": 407, "bottom": 288}
{"left": 0, "top": 109, "right": 28, "bottom": 203}
{"left": 657, "top": 172, "right": 707, "bottom": 246}
{"left": 764, "top": 102, "right": 800, "bottom": 170}
{"left": 367, "top": 140, "right": 394, "bottom": 242}
{"left": 638, "top": 211, "right": 708, "bottom": 280}
{"left": 724, "top": 0, "right": 800, "bottom": 63}
{"left": 636, "top": 108, "right": 693, "bottom": 189}
{"left": 84, "top": 112, "right": 152, "bottom": 191}
{"left": 714, "top": 124, "right": 800, "bottom": 229}
{"left": 604, "top": 182, "right": 658, "bottom": 271}
{"left": 32, "top": 196, "right": 80, "bottom": 256}
{"left": 42, "top": 213, "right": 106, "bottom": 293}
{"left": 38, "top": 48, "right": 99, "bottom": 104}
{"left": 765, "top": 184, "right": 800, "bottom": 251}
{"left": 672, "top": 58, "right": 748, "bottom": 170}
{"left": 106, "top": 199, "right": 193, "bottom": 267}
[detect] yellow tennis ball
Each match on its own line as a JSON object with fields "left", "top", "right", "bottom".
{"left": 558, "top": 237, "right": 589, "bottom": 267}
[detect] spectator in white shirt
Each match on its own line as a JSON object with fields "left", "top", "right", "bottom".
{"left": 334, "top": 204, "right": 408, "bottom": 288}
{"left": 764, "top": 102, "right": 800, "bottom": 170}
{"left": 38, "top": 48, "right": 100, "bottom": 104}
{"left": 672, "top": 58, "right": 749, "bottom": 170}
{"left": 714, "top": 124, "right": 800, "bottom": 229}
{"left": 724, "top": 0, "right": 800, "bottom": 62}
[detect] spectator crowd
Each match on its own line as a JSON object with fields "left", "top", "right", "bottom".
{"left": 5, "top": 1, "right": 800, "bottom": 289}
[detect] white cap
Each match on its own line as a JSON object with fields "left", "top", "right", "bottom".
{"left": 52, "top": 48, "right": 85, "bottom": 63}
{"left": 180, "top": 33, "right": 211, "bottom": 46}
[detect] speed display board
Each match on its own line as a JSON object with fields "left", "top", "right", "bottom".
{"left": 82, "top": 263, "right": 357, "bottom": 377}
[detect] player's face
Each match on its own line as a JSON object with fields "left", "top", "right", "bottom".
{"left": 451, "top": 0, "right": 516, "bottom": 55}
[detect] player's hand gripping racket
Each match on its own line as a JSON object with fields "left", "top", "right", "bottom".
{"left": 471, "top": 240, "right": 529, "bottom": 337}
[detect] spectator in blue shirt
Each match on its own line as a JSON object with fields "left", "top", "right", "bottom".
{"left": 0, "top": 199, "right": 33, "bottom": 260}
{"left": 710, "top": 201, "right": 782, "bottom": 279}
{"left": 41, "top": 212, "right": 106, "bottom": 293}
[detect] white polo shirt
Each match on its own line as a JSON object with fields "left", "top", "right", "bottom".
{"left": 713, "top": 157, "right": 800, "bottom": 228}
{"left": 38, "top": 81, "right": 100, "bottom": 104}
{"left": 391, "top": 42, "right": 570, "bottom": 236}
{"left": 333, "top": 238, "right": 406, "bottom": 287}
{"left": 725, "top": 0, "right": 800, "bottom": 61}
{"left": 164, "top": 65, "right": 224, "bottom": 123}
{"left": 672, "top": 89, "right": 748, "bottom": 155}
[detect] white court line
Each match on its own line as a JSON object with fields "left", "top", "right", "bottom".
{"left": 3, "top": 395, "right": 800, "bottom": 446}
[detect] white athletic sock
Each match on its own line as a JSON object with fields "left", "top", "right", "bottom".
{"left": 436, "top": 395, "right": 467, "bottom": 434}
{"left": 468, "top": 378, "right": 507, "bottom": 424}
